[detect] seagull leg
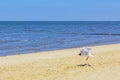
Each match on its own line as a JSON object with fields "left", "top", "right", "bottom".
{"left": 86, "top": 57, "right": 91, "bottom": 66}
{"left": 86, "top": 56, "right": 89, "bottom": 61}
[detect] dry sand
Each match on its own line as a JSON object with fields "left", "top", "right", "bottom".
{"left": 0, "top": 44, "right": 120, "bottom": 80}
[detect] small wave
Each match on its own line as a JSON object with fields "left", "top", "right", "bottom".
{"left": 60, "top": 32, "right": 79, "bottom": 35}
{"left": 58, "top": 32, "right": 120, "bottom": 36}
{"left": 80, "top": 33, "right": 120, "bottom": 35}
{"left": 24, "top": 30, "right": 53, "bottom": 33}
{"left": 0, "top": 40, "right": 28, "bottom": 43}
{"left": 20, "top": 40, "right": 28, "bottom": 42}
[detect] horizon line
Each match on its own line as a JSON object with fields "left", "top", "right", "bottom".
{"left": 0, "top": 20, "right": 119, "bottom": 22}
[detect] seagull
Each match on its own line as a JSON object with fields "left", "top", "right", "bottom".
{"left": 78, "top": 47, "right": 94, "bottom": 60}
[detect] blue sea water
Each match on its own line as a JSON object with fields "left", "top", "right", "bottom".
{"left": 0, "top": 21, "right": 120, "bottom": 56}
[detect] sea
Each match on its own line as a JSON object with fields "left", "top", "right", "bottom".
{"left": 0, "top": 21, "right": 120, "bottom": 56}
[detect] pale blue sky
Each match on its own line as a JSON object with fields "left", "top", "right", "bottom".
{"left": 0, "top": 0, "right": 120, "bottom": 21}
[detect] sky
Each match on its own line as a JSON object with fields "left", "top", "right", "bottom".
{"left": 0, "top": 0, "right": 120, "bottom": 21}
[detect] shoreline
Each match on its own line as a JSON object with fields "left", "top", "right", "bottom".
{"left": 40, "top": 42, "right": 120, "bottom": 52}
{"left": 1, "top": 42, "right": 120, "bottom": 57}
{"left": 0, "top": 43, "right": 120, "bottom": 80}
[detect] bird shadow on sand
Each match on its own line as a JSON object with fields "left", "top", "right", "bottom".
{"left": 77, "top": 64, "right": 91, "bottom": 67}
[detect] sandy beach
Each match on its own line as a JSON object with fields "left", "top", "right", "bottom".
{"left": 0, "top": 44, "right": 120, "bottom": 80}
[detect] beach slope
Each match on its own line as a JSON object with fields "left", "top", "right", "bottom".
{"left": 0, "top": 44, "right": 120, "bottom": 80}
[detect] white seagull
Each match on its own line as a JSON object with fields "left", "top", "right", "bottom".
{"left": 79, "top": 47, "right": 94, "bottom": 60}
